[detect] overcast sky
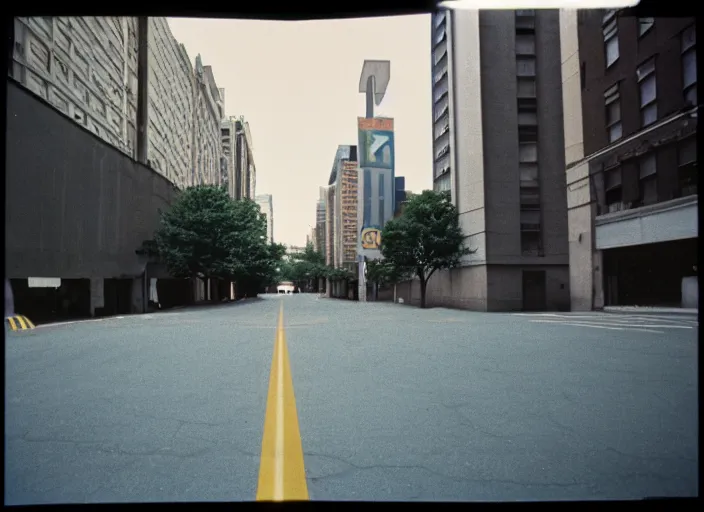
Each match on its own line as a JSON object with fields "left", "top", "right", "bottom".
{"left": 167, "top": 15, "right": 433, "bottom": 247}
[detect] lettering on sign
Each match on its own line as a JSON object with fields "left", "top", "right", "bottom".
{"left": 358, "top": 117, "right": 394, "bottom": 132}
{"left": 360, "top": 227, "right": 382, "bottom": 250}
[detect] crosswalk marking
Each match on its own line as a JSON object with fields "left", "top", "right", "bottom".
{"left": 514, "top": 312, "right": 697, "bottom": 334}
{"left": 528, "top": 320, "right": 664, "bottom": 334}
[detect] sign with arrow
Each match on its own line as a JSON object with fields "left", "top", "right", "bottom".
{"left": 358, "top": 117, "right": 395, "bottom": 170}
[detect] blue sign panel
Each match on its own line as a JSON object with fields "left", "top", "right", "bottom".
{"left": 359, "top": 129, "right": 395, "bottom": 170}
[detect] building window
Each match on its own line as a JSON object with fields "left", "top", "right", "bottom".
{"left": 518, "top": 125, "right": 538, "bottom": 143}
{"left": 520, "top": 210, "right": 541, "bottom": 232}
{"left": 517, "top": 97, "right": 537, "bottom": 112}
{"left": 434, "top": 26, "right": 446, "bottom": 47}
{"left": 638, "top": 153, "right": 658, "bottom": 206}
{"left": 518, "top": 110, "right": 537, "bottom": 126}
{"left": 637, "top": 58, "right": 657, "bottom": 127}
{"left": 515, "top": 33, "right": 536, "bottom": 56}
{"left": 604, "top": 166, "right": 623, "bottom": 213}
{"left": 638, "top": 17, "right": 654, "bottom": 37}
{"left": 520, "top": 163, "right": 539, "bottom": 188}
{"left": 603, "top": 16, "right": 619, "bottom": 68}
{"left": 515, "top": 10, "right": 535, "bottom": 32}
{"left": 434, "top": 173, "right": 451, "bottom": 193}
{"left": 517, "top": 77, "right": 536, "bottom": 98}
{"left": 521, "top": 231, "right": 542, "bottom": 256}
{"left": 519, "top": 186, "right": 541, "bottom": 210}
{"left": 516, "top": 56, "right": 536, "bottom": 77}
{"left": 678, "top": 136, "right": 697, "bottom": 197}
{"left": 605, "top": 84, "right": 622, "bottom": 143}
{"left": 434, "top": 11, "right": 446, "bottom": 28}
{"left": 682, "top": 25, "right": 697, "bottom": 107}
{"left": 519, "top": 142, "right": 538, "bottom": 164}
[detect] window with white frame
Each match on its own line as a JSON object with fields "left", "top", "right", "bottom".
{"left": 638, "top": 17, "right": 654, "bottom": 37}
{"left": 603, "top": 13, "right": 619, "bottom": 68}
{"left": 682, "top": 25, "right": 697, "bottom": 106}
{"left": 637, "top": 58, "right": 657, "bottom": 127}
{"left": 605, "top": 84, "right": 622, "bottom": 143}
{"left": 638, "top": 153, "right": 658, "bottom": 206}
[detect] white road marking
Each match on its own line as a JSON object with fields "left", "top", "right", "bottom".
{"left": 529, "top": 320, "right": 664, "bottom": 333}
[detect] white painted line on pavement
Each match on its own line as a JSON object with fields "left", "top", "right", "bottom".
{"left": 529, "top": 320, "right": 664, "bottom": 333}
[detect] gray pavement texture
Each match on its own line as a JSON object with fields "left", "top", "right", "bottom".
{"left": 5, "top": 295, "right": 698, "bottom": 503}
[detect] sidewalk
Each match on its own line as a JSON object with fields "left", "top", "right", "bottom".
{"left": 604, "top": 306, "right": 698, "bottom": 316}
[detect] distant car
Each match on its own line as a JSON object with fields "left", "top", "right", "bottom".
{"left": 277, "top": 282, "right": 294, "bottom": 294}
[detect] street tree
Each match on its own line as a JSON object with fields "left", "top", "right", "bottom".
{"left": 283, "top": 242, "right": 328, "bottom": 291}
{"left": 154, "top": 185, "right": 241, "bottom": 285}
{"left": 154, "top": 186, "right": 285, "bottom": 300}
{"left": 229, "top": 198, "right": 286, "bottom": 297}
{"left": 380, "top": 190, "right": 473, "bottom": 308}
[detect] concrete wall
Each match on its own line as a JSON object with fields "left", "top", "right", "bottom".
{"left": 450, "top": 9, "right": 488, "bottom": 266}
{"left": 148, "top": 18, "right": 196, "bottom": 189}
{"left": 10, "top": 17, "right": 139, "bottom": 157}
{"left": 595, "top": 196, "right": 698, "bottom": 250}
{"left": 5, "top": 79, "right": 179, "bottom": 279}
{"left": 387, "top": 264, "right": 569, "bottom": 312}
{"left": 10, "top": 17, "right": 224, "bottom": 192}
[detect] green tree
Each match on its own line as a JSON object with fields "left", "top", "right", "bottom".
{"left": 282, "top": 242, "right": 328, "bottom": 291}
{"left": 229, "top": 198, "right": 285, "bottom": 297}
{"left": 380, "top": 190, "right": 473, "bottom": 309}
{"left": 365, "top": 258, "right": 411, "bottom": 288}
{"left": 153, "top": 186, "right": 285, "bottom": 300}
{"left": 154, "top": 185, "right": 241, "bottom": 283}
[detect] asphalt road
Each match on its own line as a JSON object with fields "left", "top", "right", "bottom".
{"left": 5, "top": 295, "right": 698, "bottom": 503}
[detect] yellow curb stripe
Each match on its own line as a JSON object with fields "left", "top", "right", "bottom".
{"left": 8, "top": 317, "right": 17, "bottom": 330}
{"left": 22, "top": 316, "right": 35, "bottom": 329}
{"left": 16, "top": 316, "right": 27, "bottom": 329}
{"left": 256, "top": 301, "right": 309, "bottom": 501}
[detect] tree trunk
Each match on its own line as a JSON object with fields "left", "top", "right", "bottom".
{"left": 419, "top": 277, "right": 427, "bottom": 309}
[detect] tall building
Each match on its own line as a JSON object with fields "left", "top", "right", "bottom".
{"left": 324, "top": 184, "right": 336, "bottom": 268}
{"left": 429, "top": 9, "right": 570, "bottom": 311}
{"left": 192, "top": 61, "right": 224, "bottom": 187}
{"left": 560, "top": 10, "right": 698, "bottom": 310}
{"left": 9, "top": 17, "right": 223, "bottom": 191}
{"left": 221, "top": 115, "right": 256, "bottom": 200}
{"left": 325, "top": 145, "right": 359, "bottom": 271}
{"left": 255, "top": 194, "right": 274, "bottom": 243}
{"left": 315, "top": 186, "right": 327, "bottom": 256}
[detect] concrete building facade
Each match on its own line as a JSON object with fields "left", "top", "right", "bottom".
{"left": 220, "top": 115, "right": 256, "bottom": 200}
{"left": 255, "top": 194, "right": 274, "bottom": 243}
{"left": 314, "top": 186, "right": 327, "bottom": 256}
{"left": 560, "top": 10, "right": 697, "bottom": 310}
{"left": 427, "top": 9, "right": 570, "bottom": 312}
{"left": 9, "top": 16, "right": 223, "bottom": 191}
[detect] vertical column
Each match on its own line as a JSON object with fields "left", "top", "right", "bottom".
{"left": 5, "top": 279, "right": 15, "bottom": 318}
{"left": 136, "top": 17, "right": 149, "bottom": 165}
{"left": 131, "top": 276, "right": 144, "bottom": 314}
{"left": 89, "top": 278, "right": 104, "bottom": 317}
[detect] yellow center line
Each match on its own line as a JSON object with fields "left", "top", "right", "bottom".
{"left": 256, "top": 300, "right": 309, "bottom": 501}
